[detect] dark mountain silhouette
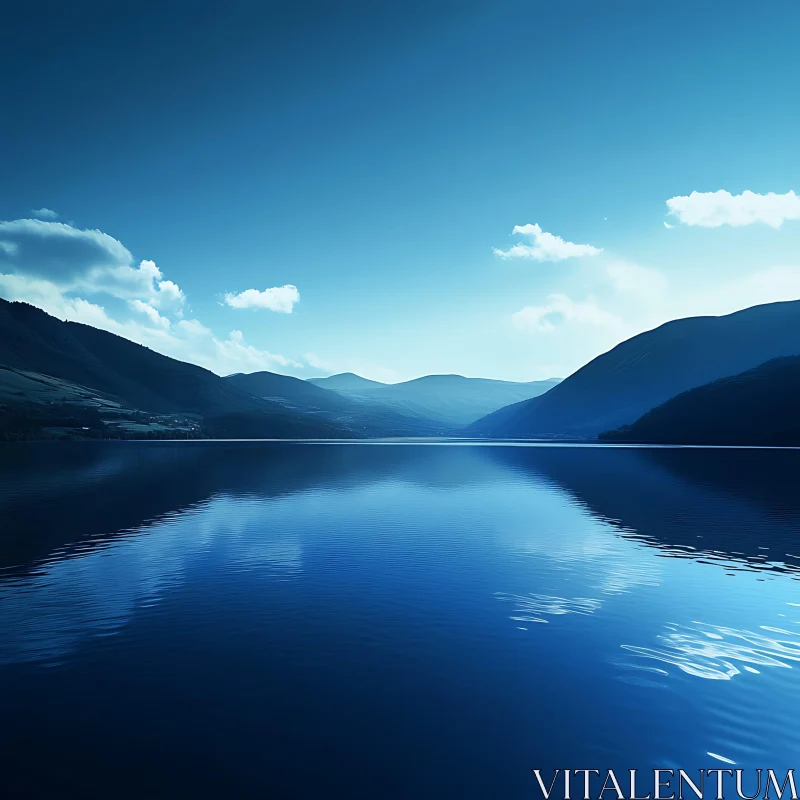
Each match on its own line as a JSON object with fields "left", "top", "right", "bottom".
{"left": 469, "top": 299, "right": 800, "bottom": 439}
{"left": 0, "top": 299, "right": 446, "bottom": 438}
{"left": 311, "top": 372, "right": 560, "bottom": 426}
{"left": 600, "top": 356, "right": 800, "bottom": 445}
{"left": 0, "top": 298, "right": 267, "bottom": 417}
{"left": 0, "top": 299, "right": 359, "bottom": 438}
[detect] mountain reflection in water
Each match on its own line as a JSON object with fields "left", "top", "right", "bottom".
{"left": 0, "top": 441, "right": 798, "bottom": 799}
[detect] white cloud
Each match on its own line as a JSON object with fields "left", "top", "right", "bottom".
{"left": 224, "top": 284, "right": 300, "bottom": 313}
{"left": 494, "top": 223, "right": 602, "bottom": 262}
{"left": 666, "top": 190, "right": 800, "bottom": 228}
{"left": 176, "top": 318, "right": 211, "bottom": 337}
{"left": 0, "top": 271, "right": 70, "bottom": 311}
{"left": 606, "top": 261, "right": 668, "bottom": 302}
{"left": 0, "top": 217, "right": 301, "bottom": 377}
{"left": 78, "top": 260, "right": 186, "bottom": 311}
{"left": 151, "top": 279, "right": 185, "bottom": 310}
{"left": 130, "top": 299, "right": 171, "bottom": 330}
{"left": 0, "top": 274, "right": 128, "bottom": 337}
{"left": 0, "top": 219, "right": 186, "bottom": 312}
{"left": 31, "top": 208, "right": 59, "bottom": 220}
{"left": 512, "top": 293, "right": 623, "bottom": 333}
{"left": 175, "top": 323, "right": 300, "bottom": 373}
{"left": 0, "top": 274, "right": 298, "bottom": 376}
{"left": 0, "top": 219, "right": 132, "bottom": 280}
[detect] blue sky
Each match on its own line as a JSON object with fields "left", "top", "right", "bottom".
{"left": 2, "top": 0, "right": 800, "bottom": 382}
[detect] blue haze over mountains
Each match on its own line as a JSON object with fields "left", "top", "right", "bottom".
{"left": 0, "top": 298, "right": 553, "bottom": 439}
{"left": 2, "top": 295, "right": 800, "bottom": 444}
{"left": 308, "top": 373, "right": 561, "bottom": 427}
{"left": 4, "top": 4, "right": 800, "bottom": 795}
{"left": 470, "top": 299, "right": 800, "bottom": 441}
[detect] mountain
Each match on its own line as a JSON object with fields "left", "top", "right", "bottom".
{"left": 225, "top": 371, "right": 453, "bottom": 436}
{"left": 308, "top": 373, "right": 386, "bottom": 393}
{"left": 0, "top": 299, "right": 354, "bottom": 439}
{"left": 469, "top": 299, "right": 800, "bottom": 439}
{"left": 309, "top": 372, "right": 561, "bottom": 426}
{"left": 600, "top": 356, "right": 800, "bottom": 446}
{"left": 0, "top": 299, "right": 457, "bottom": 439}
{"left": 227, "top": 370, "right": 349, "bottom": 408}
{"left": 0, "top": 298, "right": 266, "bottom": 417}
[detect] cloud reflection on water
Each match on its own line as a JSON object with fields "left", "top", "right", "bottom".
{"left": 0, "top": 497, "right": 303, "bottom": 666}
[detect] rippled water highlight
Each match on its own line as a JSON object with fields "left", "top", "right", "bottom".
{"left": 0, "top": 441, "right": 798, "bottom": 798}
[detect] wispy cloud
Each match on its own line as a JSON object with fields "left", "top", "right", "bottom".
{"left": 512, "top": 293, "right": 622, "bottom": 333}
{"left": 31, "top": 207, "right": 58, "bottom": 220}
{"left": 666, "top": 190, "right": 800, "bottom": 228}
{"left": 224, "top": 285, "right": 300, "bottom": 313}
{"left": 494, "top": 223, "right": 602, "bottom": 262}
{"left": 129, "top": 299, "right": 172, "bottom": 329}
{"left": 0, "top": 217, "right": 301, "bottom": 376}
{"left": 605, "top": 261, "right": 668, "bottom": 302}
{"left": 688, "top": 266, "right": 800, "bottom": 316}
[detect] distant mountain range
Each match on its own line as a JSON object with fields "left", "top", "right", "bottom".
{"left": 469, "top": 300, "right": 800, "bottom": 440}
{"left": 3, "top": 295, "right": 800, "bottom": 445}
{"left": 225, "top": 371, "right": 451, "bottom": 437}
{"left": 309, "top": 373, "right": 560, "bottom": 427}
{"left": 600, "top": 356, "right": 800, "bottom": 446}
{"left": 0, "top": 299, "right": 358, "bottom": 440}
{"left": 0, "top": 298, "right": 549, "bottom": 440}
{"left": 309, "top": 373, "right": 385, "bottom": 393}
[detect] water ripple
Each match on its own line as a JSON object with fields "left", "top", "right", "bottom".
{"left": 621, "top": 621, "right": 800, "bottom": 680}
{"left": 496, "top": 592, "right": 603, "bottom": 624}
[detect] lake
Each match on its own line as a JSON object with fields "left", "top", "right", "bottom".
{"left": 1, "top": 441, "right": 799, "bottom": 798}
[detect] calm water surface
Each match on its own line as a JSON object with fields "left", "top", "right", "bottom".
{"left": 1, "top": 442, "right": 799, "bottom": 798}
